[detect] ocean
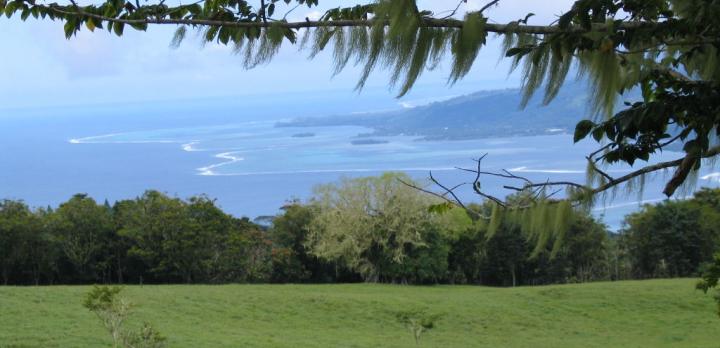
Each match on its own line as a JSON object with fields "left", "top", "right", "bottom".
{"left": 1, "top": 88, "right": 718, "bottom": 230}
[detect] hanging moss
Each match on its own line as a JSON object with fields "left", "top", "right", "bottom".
{"left": 486, "top": 203, "right": 503, "bottom": 239}
{"left": 449, "top": 12, "right": 487, "bottom": 84}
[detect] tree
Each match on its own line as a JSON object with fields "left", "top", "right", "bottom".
{"left": 621, "top": 188, "right": 720, "bottom": 278}
{"left": 213, "top": 216, "right": 273, "bottom": 283}
{"left": 0, "top": 200, "right": 34, "bottom": 284}
{"left": 268, "top": 202, "right": 344, "bottom": 283}
{"left": 21, "top": 207, "right": 59, "bottom": 285}
{"left": 307, "top": 173, "right": 454, "bottom": 283}
{"left": 447, "top": 200, "right": 610, "bottom": 286}
{"left": 48, "top": 194, "right": 114, "bottom": 283}
{"left": 116, "top": 191, "right": 219, "bottom": 283}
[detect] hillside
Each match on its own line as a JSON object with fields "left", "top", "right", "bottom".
{"left": 278, "top": 82, "right": 635, "bottom": 140}
{"left": 1, "top": 279, "right": 717, "bottom": 347}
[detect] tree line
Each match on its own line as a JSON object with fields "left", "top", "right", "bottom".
{"left": 1, "top": 173, "right": 719, "bottom": 286}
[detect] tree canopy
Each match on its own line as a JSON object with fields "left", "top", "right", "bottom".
{"left": 3, "top": 0, "right": 719, "bottom": 233}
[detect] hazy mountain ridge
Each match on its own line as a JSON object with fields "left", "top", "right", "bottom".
{"left": 278, "top": 83, "right": 622, "bottom": 140}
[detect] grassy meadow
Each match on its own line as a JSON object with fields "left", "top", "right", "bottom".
{"left": 0, "top": 279, "right": 718, "bottom": 347}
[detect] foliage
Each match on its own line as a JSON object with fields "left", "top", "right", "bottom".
{"left": 0, "top": 183, "right": 717, "bottom": 287}
{"left": 48, "top": 194, "right": 114, "bottom": 282}
{"left": 306, "top": 173, "right": 452, "bottom": 283}
{"left": 0, "top": 190, "right": 272, "bottom": 285}
{"left": 448, "top": 202, "right": 611, "bottom": 286}
{"left": 268, "top": 202, "right": 351, "bottom": 282}
{"left": 620, "top": 188, "right": 720, "bottom": 278}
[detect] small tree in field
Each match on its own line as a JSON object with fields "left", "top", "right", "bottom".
{"left": 395, "top": 309, "right": 441, "bottom": 347}
{"left": 697, "top": 254, "right": 720, "bottom": 318}
{"left": 83, "top": 286, "right": 166, "bottom": 348}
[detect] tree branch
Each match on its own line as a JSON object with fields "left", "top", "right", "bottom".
{"left": 44, "top": 4, "right": 655, "bottom": 35}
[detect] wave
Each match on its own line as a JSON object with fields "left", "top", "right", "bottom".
{"left": 593, "top": 194, "right": 696, "bottom": 212}
{"left": 399, "top": 95, "right": 459, "bottom": 109}
{"left": 69, "top": 133, "right": 178, "bottom": 145}
{"left": 196, "top": 166, "right": 458, "bottom": 177}
{"left": 701, "top": 172, "right": 720, "bottom": 183}
{"left": 509, "top": 166, "right": 585, "bottom": 174}
{"left": 508, "top": 166, "right": 633, "bottom": 175}
{"left": 182, "top": 142, "right": 200, "bottom": 152}
{"left": 593, "top": 198, "right": 667, "bottom": 211}
{"left": 196, "top": 152, "right": 245, "bottom": 176}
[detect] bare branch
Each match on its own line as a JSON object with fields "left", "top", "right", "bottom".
{"left": 260, "top": 0, "right": 268, "bottom": 24}
{"left": 478, "top": 0, "right": 500, "bottom": 14}
{"left": 428, "top": 171, "right": 473, "bottom": 208}
{"left": 440, "top": 0, "right": 466, "bottom": 19}
{"left": 397, "top": 178, "right": 486, "bottom": 219}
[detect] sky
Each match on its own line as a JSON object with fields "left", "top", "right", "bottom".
{"left": 0, "top": 0, "right": 576, "bottom": 109}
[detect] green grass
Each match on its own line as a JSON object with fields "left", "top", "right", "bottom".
{"left": 0, "top": 279, "right": 718, "bottom": 347}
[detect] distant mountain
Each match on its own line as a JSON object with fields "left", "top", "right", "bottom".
{"left": 278, "top": 82, "right": 634, "bottom": 140}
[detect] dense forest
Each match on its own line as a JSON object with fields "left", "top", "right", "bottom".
{"left": 1, "top": 173, "right": 718, "bottom": 286}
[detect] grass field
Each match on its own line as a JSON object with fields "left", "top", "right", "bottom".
{"left": 0, "top": 279, "right": 718, "bottom": 347}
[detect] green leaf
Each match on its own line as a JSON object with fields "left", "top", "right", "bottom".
{"left": 4, "top": 1, "right": 18, "bottom": 18}
{"left": 592, "top": 127, "right": 604, "bottom": 142}
{"left": 574, "top": 120, "right": 595, "bottom": 143}
{"left": 187, "top": 3, "right": 202, "bottom": 15}
{"left": 64, "top": 18, "right": 78, "bottom": 39}
{"left": 86, "top": 18, "right": 96, "bottom": 32}
{"left": 283, "top": 28, "right": 296, "bottom": 44}
{"left": 129, "top": 22, "right": 148, "bottom": 31}
{"left": 113, "top": 22, "right": 124, "bottom": 36}
{"left": 20, "top": 6, "right": 29, "bottom": 21}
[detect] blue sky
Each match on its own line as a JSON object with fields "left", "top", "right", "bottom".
{"left": 0, "top": 0, "right": 575, "bottom": 109}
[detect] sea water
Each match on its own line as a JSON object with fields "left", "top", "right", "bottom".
{"left": 1, "top": 89, "right": 718, "bottom": 230}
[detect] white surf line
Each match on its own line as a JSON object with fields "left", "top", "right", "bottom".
{"left": 197, "top": 152, "right": 245, "bottom": 176}
{"left": 592, "top": 198, "right": 667, "bottom": 211}
{"left": 196, "top": 167, "right": 458, "bottom": 176}
{"left": 69, "top": 133, "right": 180, "bottom": 145}
{"left": 69, "top": 133, "right": 126, "bottom": 144}
{"left": 701, "top": 172, "right": 720, "bottom": 183}
{"left": 508, "top": 166, "right": 633, "bottom": 175}
{"left": 182, "top": 141, "right": 201, "bottom": 152}
{"left": 593, "top": 194, "right": 696, "bottom": 211}
{"left": 508, "top": 166, "right": 585, "bottom": 174}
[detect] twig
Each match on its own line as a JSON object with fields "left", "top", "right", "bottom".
{"left": 428, "top": 171, "right": 472, "bottom": 209}
{"left": 441, "top": 0, "right": 466, "bottom": 19}
{"left": 283, "top": 3, "right": 301, "bottom": 20}
{"left": 478, "top": 0, "right": 500, "bottom": 14}
{"left": 586, "top": 157, "right": 615, "bottom": 183}
{"left": 260, "top": 0, "right": 267, "bottom": 24}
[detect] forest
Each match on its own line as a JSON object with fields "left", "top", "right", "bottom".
{"left": 1, "top": 173, "right": 718, "bottom": 287}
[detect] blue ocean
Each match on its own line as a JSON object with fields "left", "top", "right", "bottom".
{"left": 1, "top": 88, "right": 718, "bottom": 230}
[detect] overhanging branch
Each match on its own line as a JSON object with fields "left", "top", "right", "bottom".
{"left": 42, "top": 4, "right": 655, "bottom": 35}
